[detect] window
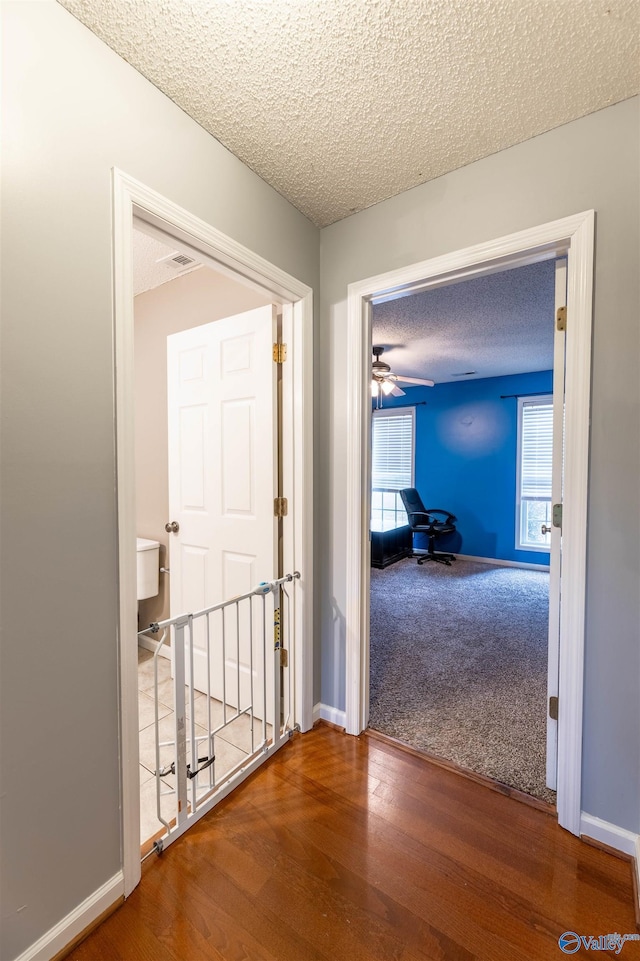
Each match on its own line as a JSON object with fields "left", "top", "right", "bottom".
{"left": 371, "top": 407, "right": 415, "bottom": 531}
{"left": 516, "top": 395, "right": 553, "bottom": 551}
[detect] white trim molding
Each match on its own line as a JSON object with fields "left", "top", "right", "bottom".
{"left": 313, "top": 702, "right": 347, "bottom": 729}
{"left": 112, "top": 169, "right": 314, "bottom": 898}
{"left": 580, "top": 813, "right": 640, "bottom": 858}
{"left": 455, "top": 554, "right": 550, "bottom": 572}
{"left": 13, "top": 872, "right": 124, "bottom": 961}
{"left": 344, "top": 211, "right": 595, "bottom": 838}
{"left": 137, "top": 636, "right": 172, "bottom": 658}
{"left": 580, "top": 813, "right": 640, "bottom": 919}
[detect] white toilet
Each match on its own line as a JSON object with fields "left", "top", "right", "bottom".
{"left": 136, "top": 538, "right": 160, "bottom": 600}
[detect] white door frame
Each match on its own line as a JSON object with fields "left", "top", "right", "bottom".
{"left": 344, "top": 211, "right": 594, "bottom": 836}
{"left": 545, "top": 258, "right": 567, "bottom": 790}
{"left": 112, "top": 168, "right": 314, "bottom": 896}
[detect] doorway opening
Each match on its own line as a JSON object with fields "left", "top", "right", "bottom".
{"left": 367, "top": 257, "right": 563, "bottom": 806}
{"left": 113, "top": 169, "right": 314, "bottom": 896}
{"left": 132, "top": 222, "right": 281, "bottom": 849}
{"left": 343, "top": 212, "right": 594, "bottom": 835}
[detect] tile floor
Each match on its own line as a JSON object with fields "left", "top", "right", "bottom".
{"left": 138, "top": 647, "right": 271, "bottom": 845}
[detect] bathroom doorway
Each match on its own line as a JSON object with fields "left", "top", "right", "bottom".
{"left": 113, "top": 170, "right": 314, "bottom": 896}
{"left": 133, "top": 223, "right": 274, "bottom": 647}
{"left": 132, "top": 223, "right": 276, "bottom": 848}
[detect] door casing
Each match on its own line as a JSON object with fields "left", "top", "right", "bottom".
{"left": 343, "top": 211, "right": 594, "bottom": 836}
{"left": 112, "top": 169, "right": 314, "bottom": 896}
{"left": 545, "top": 258, "right": 567, "bottom": 790}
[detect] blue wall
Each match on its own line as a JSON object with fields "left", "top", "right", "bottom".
{"left": 381, "top": 370, "right": 553, "bottom": 565}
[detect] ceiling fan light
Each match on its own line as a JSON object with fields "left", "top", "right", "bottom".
{"left": 380, "top": 379, "right": 395, "bottom": 395}
{"left": 371, "top": 380, "right": 379, "bottom": 397}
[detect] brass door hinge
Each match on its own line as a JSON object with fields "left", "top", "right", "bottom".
{"left": 556, "top": 306, "right": 566, "bottom": 332}
{"left": 274, "top": 496, "right": 288, "bottom": 518}
{"left": 280, "top": 648, "right": 289, "bottom": 668}
{"left": 549, "top": 696, "right": 558, "bottom": 720}
{"left": 273, "top": 342, "right": 287, "bottom": 363}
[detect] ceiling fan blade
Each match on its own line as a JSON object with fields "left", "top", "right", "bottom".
{"left": 394, "top": 375, "right": 435, "bottom": 387}
{"left": 390, "top": 384, "right": 406, "bottom": 397}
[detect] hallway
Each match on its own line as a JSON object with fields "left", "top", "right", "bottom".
{"left": 69, "top": 725, "right": 637, "bottom": 961}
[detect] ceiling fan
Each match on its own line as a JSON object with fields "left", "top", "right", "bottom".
{"left": 371, "top": 345, "right": 434, "bottom": 405}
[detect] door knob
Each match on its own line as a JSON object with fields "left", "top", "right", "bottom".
{"left": 165, "top": 521, "right": 180, "bottom": 533}
{"left": 541, "top": 524, "right": 552, "bottom": 535}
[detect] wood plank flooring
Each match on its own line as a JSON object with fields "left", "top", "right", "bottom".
{"left": 68, "top": 725, "right": 637, "bottom": 961}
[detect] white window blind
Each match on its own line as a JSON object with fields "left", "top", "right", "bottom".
{"left": 372, "top": 410, "right": 415, "bottom": 490}
{"left": 520, "top": 401, "right": 553, "bottom": 498}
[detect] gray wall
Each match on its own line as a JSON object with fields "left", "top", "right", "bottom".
{"left": 0, "top": 3, "right": 318, "bottom": 958}
{"left": 319, "top": 97, "right": 640, "bottom": 833}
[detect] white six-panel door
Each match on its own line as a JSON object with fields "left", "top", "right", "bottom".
{"left": 167, "top": 305, "right": 277, "bottom": 714}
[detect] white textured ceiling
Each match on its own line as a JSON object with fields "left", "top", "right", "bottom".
{"left": 133, "top": 228, "right": 202, "bottom": 296}
{"left": 57, "top": 0, "right": 638, "bottom": 227}
{"left": 133, "top": 227, "right": 201, "bottom": 295}
{"left": 372, "top": 259, "right": 556, "bottom": 384}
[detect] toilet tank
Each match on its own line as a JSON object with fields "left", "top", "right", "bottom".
{"left": 136, "top": 538, "right": 160, "bottom": 600}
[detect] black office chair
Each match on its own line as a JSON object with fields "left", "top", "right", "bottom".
{"left": 399, "top": 488, "right": 457, "bottom": 566}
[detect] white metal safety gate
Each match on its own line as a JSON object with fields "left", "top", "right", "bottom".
{"left": 138, "top": 571, "right": 300, "bottom": 856}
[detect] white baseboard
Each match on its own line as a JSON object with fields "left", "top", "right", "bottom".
{"left": 580, "top": 812, "right": 639, "bottom": 857}
{"left": 138, "top": 635, "right": 171, "bottom": 658}
{"left": 313, "top": 702, "right": 347, "bottom": 729}
{"left": 580, "top": 814, "right": 640, "bottom": 918}
{"left": 14, "top": 871, "right": 124, "bottom": 961}
{"left": 455, "top": 554, "right": 550, "bottom": 572}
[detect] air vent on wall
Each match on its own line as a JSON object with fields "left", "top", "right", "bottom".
{"left": 156, "top": 251, "right": 198, "bottom": 272}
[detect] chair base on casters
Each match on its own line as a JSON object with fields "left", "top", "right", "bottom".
{"left": 415, "top": 551, "right": 455, "bottom": 567}
{"left": 414, "top": 533, "right": 456, "bottom": 567}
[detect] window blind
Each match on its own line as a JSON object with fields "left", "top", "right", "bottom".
{"left": 520, "top": 401, "right": 553, "bottom": 498}
{"left": 372, "top": 411, "right": 414, "bottom": 490}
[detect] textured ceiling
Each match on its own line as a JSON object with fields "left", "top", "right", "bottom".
{"left": 57, "top": 0, "right": 638, "bottom": 227}
{"left": 133, "top": 227, "right": 201, "bottom": 295}
{"left": 372, "top": 259, "right": 556, "bottom": 384}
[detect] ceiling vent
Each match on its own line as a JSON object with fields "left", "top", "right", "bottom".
{"left": 156, "top": 251, "right": 198, "bottom": 272}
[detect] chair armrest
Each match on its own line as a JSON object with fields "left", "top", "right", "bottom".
{"left": 407, "top": 511, "right": 432, "bottom": 526}
{"left": 425, "top": 509, "right": 457, "bottom": 524}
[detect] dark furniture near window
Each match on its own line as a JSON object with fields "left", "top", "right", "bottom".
{"left": 370, "top": 518, "right": 413, "bottom": 569}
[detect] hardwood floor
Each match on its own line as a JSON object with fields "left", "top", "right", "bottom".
{"left": 69, "top": 725, "right": 637, "bottom": 961}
